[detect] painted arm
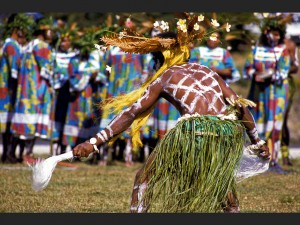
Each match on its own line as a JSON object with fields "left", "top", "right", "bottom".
{"left": 73, "top": 79, "right": 163, "bottom": 158}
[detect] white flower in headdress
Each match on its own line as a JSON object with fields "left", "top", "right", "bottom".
{"left": 106, "top": 65, "right": 112, "bottom": 73}
{"left": 198, "top": 14, "right": 204, "bottom": 22}
{"left": 225, "top": 23, "right": 231, "bottom": 32}
{"left": 177, "top": 19, "right": 187, "bottom": 32}
{"left": 177, "top": 19, "right": 186, "bottom": 27}
{"left": 160, "top": 21, "right": 169, "bottom": 31}
{"left": 153, "top": 21, "right": 160, "bottom": 28}
{"left": 181, "top": 25, "right": 187, "bottom": 33}
{"left": 211, "top": 19, "right": 220, "bottom": 27}
{"left": 193, "top": 23, "right": 200, "bottom": 31}
{"left": 262, "top": 13, "right": 270, "bottom": 18}
{"left": 115, "top": 15, "right": 120, "bottom": 20}
{"left": 209, "top": 33, "right": 218, "bottom": 41}
{"left": 119, "top": 32, "right": 126, "bottom": 39}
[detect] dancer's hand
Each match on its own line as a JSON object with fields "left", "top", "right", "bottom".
{"left": 73, "top": 142, "right": 94, "bottom": 158}
{"left": 258, "top": 144, "right": 270, "bottom": 160}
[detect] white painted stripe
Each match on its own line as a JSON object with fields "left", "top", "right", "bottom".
{"left": 101, "top": 130, "right": 108, "bottom": 141}
{"left": 96, "top": 132, "right": 105, "bottom": 142}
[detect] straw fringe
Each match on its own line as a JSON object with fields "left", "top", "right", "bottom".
{"left": 141, "top": 115, "right": 245, "bottom": 212}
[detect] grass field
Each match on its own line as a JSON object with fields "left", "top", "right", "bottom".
{"left": 1, "top": 157, "right": 300, "bottom": 213}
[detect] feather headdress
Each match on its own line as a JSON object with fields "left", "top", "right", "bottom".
{"left": 98, "top": 13, "right": 232, "bottom": 149}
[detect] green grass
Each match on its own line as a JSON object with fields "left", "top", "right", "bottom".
{"left": 1, "top": 157, "right": 300, "bottom": 212}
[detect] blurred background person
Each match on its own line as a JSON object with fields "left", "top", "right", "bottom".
{"left": 0, "top": 13, "right": 34, "bottom": 163}
{"left": 62, "top": 31, "right": 102, "bottom": 152}
{"left": 10, "top": 16, "right": 54, "bottom": 163}
{"left": 99, "top": 17, "right": 148, "bottom": 166}
{"left": 51, "top": 26, "right": 78, "bottom": 155}
{"left": 189, "top": 30, "right": 241, "bottom": 84}
{"left": 243, "top": 16, "right": 291, "bottom": 173}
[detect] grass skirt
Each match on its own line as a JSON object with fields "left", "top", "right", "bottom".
{"left": 142, "top": 114, "right": 245, "bottom": 212}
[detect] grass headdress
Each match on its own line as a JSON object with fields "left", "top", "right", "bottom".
{"left": 6, "top": 13, "right": 35, "bottom": 39}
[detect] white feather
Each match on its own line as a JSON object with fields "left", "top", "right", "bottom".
{"left": 28, "top": 151, "right": 74, "bottom": 191}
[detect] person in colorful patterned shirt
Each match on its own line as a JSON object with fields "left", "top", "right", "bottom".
{"left": 62, "top": 32, "right": 102, "bottom": 150}
{"left": 243, "top": 18, "right": 291, "bottom": 173}
{"left": 189, "top": 31, "right": 241, "bottom": 84}
{"left": 51, "top": 30, "right": 78, "bottom": 155}
{"left": 0, "top": 13, "right": 34, "bottom": 163}
{"left": 10, "top": 16, "right": 54, "bottom": 163}
{"left": 99, "top": 45, "right": 148, "bottom": 165}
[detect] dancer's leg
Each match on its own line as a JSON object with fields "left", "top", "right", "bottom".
{"left": 130, "top": 151, "right": 156, "bottom": 213}
{"left": 223, "top": 190, "right": 240, "bottom": 213}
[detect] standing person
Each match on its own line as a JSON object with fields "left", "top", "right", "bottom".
{"left": 10, "top": 16, "right": 54, "bottom": 163}
{"left": 51, "top": 30, "right": 78, "bottom": 155}
{"left": 0, "top": 13, "right": 34, "bottom": 163}
{"left": 99, "top": 44, "right": 148, "bottom": 164}
{"left": 73, "top": 14, "right": 270, "bottom": 212}
{"left": 243, "top": 17, "right": 290, "bottom": 173}
{"left": 62, "top": 32, "right": 102, "bottom": 150}
{"left": 280, "top": 35, "right": 299, "bottom": 166}
{"left": 189, "top": 31, "right": 241, "bottom": 84}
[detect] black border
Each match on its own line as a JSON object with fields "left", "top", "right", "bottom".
{"left": 1, "top": 213, "right": 300, "bottom": 225}
{"left": 1, "top": 1, "right": 300, "bottom": 225}
{"left": 1, "top": 0, "right": 300, "bottom": 12}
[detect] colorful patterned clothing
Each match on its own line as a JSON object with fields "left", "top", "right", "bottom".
{"left": 243, "top": 44, "right": 290, "bottom": 162}
{"left": 189, "top": 46, "right": 240, "bottom": 83}
{"left": 0, "top": 38, "right": 21, "bottom": 133}
{"left": 10, "top": 38, "right": 53, "bottom": 139}
{"left": 62, "top": 54, "right": 101, "bottom": 147}
{"left": 51, "top": 49, "right": 77, "bottom": 140}
{"left": 99, "top": 47, "right": 147, "bottom": 139}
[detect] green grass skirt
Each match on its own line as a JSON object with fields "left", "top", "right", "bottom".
{"left": 142, "top": 115, "right": 245, "bottom": 212}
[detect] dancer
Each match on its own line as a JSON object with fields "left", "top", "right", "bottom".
{"left": 73, "top": 14, "right": 270, "bottom": 212}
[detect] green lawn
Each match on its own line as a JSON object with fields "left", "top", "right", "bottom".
{"left": 1, "top": 157, "right": 300, "bottom": 213}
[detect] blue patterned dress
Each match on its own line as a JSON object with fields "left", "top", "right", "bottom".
{"left": 10, "top": 38, "right": 52, "bottom": 139}
{"left": 62, "top": 53, "right": 102, "bottom": 147}
{"left": 0, "top": 38, "right": 21, "bottom": 133}
{"left": 99, "top": 47, "right": 147, "bottom": 139}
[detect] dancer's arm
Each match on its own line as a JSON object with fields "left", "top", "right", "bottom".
{"left": 73, "top": 80, "right": 163, "bottom": 158}
{"left": 215, "top": 74, "right": 270, "bottom": 159}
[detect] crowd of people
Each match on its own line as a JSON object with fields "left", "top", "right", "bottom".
{"left": 0, "top": 13, "right": 298, "bottom": 175}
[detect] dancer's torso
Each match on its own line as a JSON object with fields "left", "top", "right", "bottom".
{"left": 159, "top": 63, "right": 227, "bottom": 116}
